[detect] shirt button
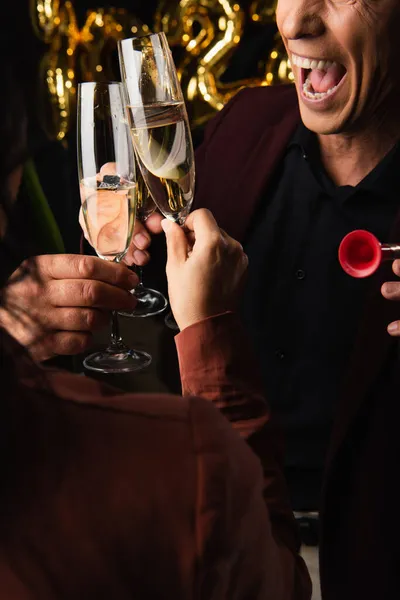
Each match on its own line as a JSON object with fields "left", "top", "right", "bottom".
{"left": 275, "top": 349, "right": 285, "bottom": 360}
{"left": 296, "top": 269, "right": 306, "bottom": 280}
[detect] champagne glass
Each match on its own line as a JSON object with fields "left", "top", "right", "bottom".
{"left": 118, "top": 170, "right": 168, "bottom": 318}
{"left": 118, "top": 33, "right": 196, "bottom": 329}
{"left": 77, "top": 82, "right": 152, "bottom": 372}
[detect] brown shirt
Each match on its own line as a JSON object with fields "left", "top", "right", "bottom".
{"left": 0, "top": 313, "right": 310, "bottom": 599}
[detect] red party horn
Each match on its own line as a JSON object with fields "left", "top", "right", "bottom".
{"left": 339, "top": 230, "right": 400, "bottom": 278}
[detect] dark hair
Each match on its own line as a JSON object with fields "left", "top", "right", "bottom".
{"left": 0, "top": 55, "right": 29, "bottom": 285}
{"left": 0, "top": 52, "right": 31, "bottom": 396}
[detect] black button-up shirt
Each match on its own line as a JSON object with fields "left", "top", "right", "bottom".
{"left": 241, "top": 123, "right": 400, "bottom": 509}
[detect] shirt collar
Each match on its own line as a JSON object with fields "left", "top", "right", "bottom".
{"left": 288, "top": 122, "right": 315, "bottom": 156}
{"left": 288, "top": 122, "right": 400, "bottom": 202}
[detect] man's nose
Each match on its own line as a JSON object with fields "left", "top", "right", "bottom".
{"left": 277, "top": 0, "right": 325, "bottom": 41}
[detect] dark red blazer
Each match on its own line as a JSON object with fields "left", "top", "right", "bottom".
{"left": 0, "top": 314, "right": 311, "bottom": 600}
{"left": 194, "top": 84, "right": 400, "bottom": 600}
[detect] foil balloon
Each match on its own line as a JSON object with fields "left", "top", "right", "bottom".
{"left": 38, "top": 1, "right": 78, "bottom": 142}
{"left": 31, "top": 1, "right": 148, "bottom": 141}
{"left": 264, "top": 34, "right": 294, "bottom": 86}
{"left": 249, "top": 2, "right": 293, "bottom": 86}
{"left": 79, "top": 8, "right": 149, "bottom": 83}
{"left": 30, "top": 0, "right": 61, "bottom": 42}
{"left": 154, "top": 0, "right": 246, "bottom": 127}
{"left": 31, "top": 0, "right": 293, "bottom": 140}
{"left": 154, "top": 0, "right": 293, "bottom": 128}
{"left": 249, "top": 0, "right": 278, "bottom": 23}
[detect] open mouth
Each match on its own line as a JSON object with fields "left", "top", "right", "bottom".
{"left": 291, "top": 54, "right": 347, "bottom": 101}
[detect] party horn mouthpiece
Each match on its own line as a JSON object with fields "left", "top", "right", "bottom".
{"left": 339, "top": 230, "right": 400, "bottom": 278}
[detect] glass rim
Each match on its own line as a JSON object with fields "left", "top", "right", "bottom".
{"left": 77, "top": 81, "right": 123, "bottom": 89}
{"left": 118, "top": 31, "right": 168, "bottom": 48}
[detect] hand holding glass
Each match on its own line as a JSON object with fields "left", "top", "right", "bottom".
{"left": 118, "top": 32, "right": 196, "bottom": 328}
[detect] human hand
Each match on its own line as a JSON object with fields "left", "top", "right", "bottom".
{"left": 0, "top": 254, "right": 138, "bottom": 361}
{"left": 381, "top": 259, "right": 400, "bottom": 335}
{"left": 162, "top": 209, "right": 248, "bottom": 331}
{"left": 79, "top": 208, "right": 163, "bottom": 266}
{"left": 79, "top": 162, "right": 163, "bottom": 267}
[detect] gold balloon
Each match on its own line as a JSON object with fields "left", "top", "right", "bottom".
{"left": 30, "top": 0, "right": 293, "bottom": 140}
{"left": 30, "top": 0, "right": 60, "bottom": 42}
{"left": 30, "top": 1, "right": 147, "bottom": 141}
{"left": 264, "top": 34, "right": 294, "bottom": 86}
{"left": 248, "top": 2, "right": 293, "bottom": 87}
{"left": 38, "top": 1, "right": 78, "bottom": 142}
{"left": 249, "top": 0, "right": 278, "bottom": 23}
{"left": 79, "top": 8, "right": 148, "bottom": 82}
{"left": 155, "top": 0, "right": 292, "bottom": 127}
{"left": 155, "top": 0, "right": 247, "bottom": 127}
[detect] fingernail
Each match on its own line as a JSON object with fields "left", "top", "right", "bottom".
{"left": 124, "top": 255, "right": 135, "bottom": 267}
{"left": 134, "top": 232, "right": 150, "bottom": 249}
{"left": 133, "top": 249, "right": 147, "bottom": 265}
{"left": 161, "top": 219, "right": 171, "bottom": 232}
{"left": 388, "top": 322, "right": 398, "bottom": 333}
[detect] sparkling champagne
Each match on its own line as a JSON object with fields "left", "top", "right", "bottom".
{"left": 136, "top": 172, "right": 156, "bottom": 221}
{"left": 127, "top": 102, "right": 195, "bottom": 223}
{"left": 81, "top": 178, "right": 137, "bottom": 262}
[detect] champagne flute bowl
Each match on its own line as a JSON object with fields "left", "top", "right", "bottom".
{"left": 77, "top": 81, "right": 152, "bottom": 372}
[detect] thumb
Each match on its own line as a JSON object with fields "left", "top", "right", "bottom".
{"left": 162, "top": 219, "right": 188, "bottom": 264}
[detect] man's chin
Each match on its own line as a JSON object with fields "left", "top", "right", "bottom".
{"left": 298, "top": 103, "right": 348, "bottom": 136}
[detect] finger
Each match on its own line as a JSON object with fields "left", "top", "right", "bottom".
{"left": 132, "top": 220, "right": 152, "bottom": 250}
{"left": 381, "top": 281, "right": 400, "bottom": 300}
{"left": 184, "top": 209, "right": 219, "bottom": 240}
{"left": 220, "top": 228, "right": 243, "bottom": 252}
{"left": 123, "top": 251, "right": 149, "bottom": 267}
{"left": 100, "top": 162, "right": 117, "bottom": 175}
{"left": 47, "top": 279, "right": 137, "bottom": 310}
{"left": 387, "top": 321, "right": 400, "bottom": 336}
{"left": 123, "top": 248, "right": 150, "bottom": 267}
{"left": 392, "top": 260, "right": 400, "bottom": 278}
{"left": 186, "top": 231, "right": 196, "bottom": 248}
{"left": 144, "top": 211, "right": 163, "bottom": 234}
{"left": 29, "top": 331, "right": 94, "bottom": 360}
{"left": 49, "top": 331, "right": 93, "bottom": 356}
{"left": 43, "top": 307, "right": 110, "bottom": 332}
{"left": 162, "top": 219, "right": 189, "bottom": 264}
{"left": 132, "top": 249, "right": 150, "bottom": 266}
{"left": 34, "top": 255, "right": 138, "bottom": 290}
{"left": 184, "top": 209, "right": 224, "bottom": 254}
{"left": 124, "top": 220, "right": 152, "bottom": 264}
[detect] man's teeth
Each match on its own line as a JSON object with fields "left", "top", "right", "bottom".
{"left": 291, "top": 54, "right": 335, "bottom": 72}
{"left": 291, "top": 54, "right": 340, "bottom": 100}
{"left": 302, "top": 76, "right": 338, "bottom": 100}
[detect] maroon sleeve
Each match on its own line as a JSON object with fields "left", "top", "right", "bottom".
{"left": 176, "top": 313, "right": 312, "bottom": 600}
{"left": 175, "top": 311, "right": 268, "bottom": 438}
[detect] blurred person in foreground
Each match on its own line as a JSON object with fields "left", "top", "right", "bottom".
{"left": 0, "top": 59, "right": 310, "bottom": 599}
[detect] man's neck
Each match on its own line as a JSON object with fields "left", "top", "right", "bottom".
{"left": 317, "top": 119, "right": 400, "bottom": 188}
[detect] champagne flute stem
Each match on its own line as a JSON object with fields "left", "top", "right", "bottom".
{"left": 110, "top": 311, "right": 124, "bottom": 348}
{"left": 136, "top": 266, "right": 144, "bottom": 289}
